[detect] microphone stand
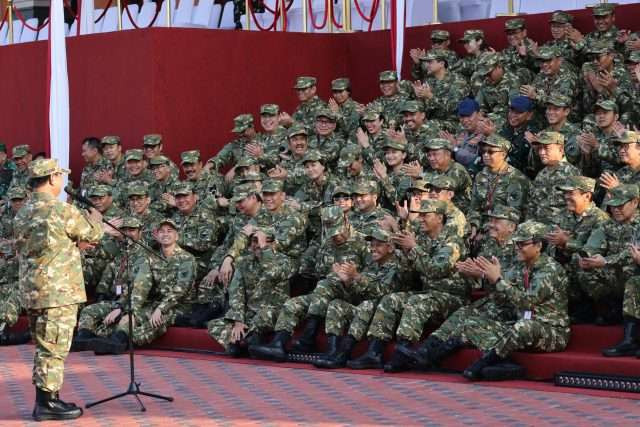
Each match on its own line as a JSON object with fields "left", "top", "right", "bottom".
{"left": 77, "top": 196, "right": 173, "bottom": 412}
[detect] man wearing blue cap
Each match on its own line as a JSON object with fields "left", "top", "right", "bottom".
{"left": 496, "top": 96, "right": 542, "bottom": 178}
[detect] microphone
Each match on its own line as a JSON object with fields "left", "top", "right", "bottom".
{"left": 64, "top": 186, "right": 98, "bottom": 210}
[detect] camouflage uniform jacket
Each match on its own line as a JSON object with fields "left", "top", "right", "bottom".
{"left": 444, "top": 201, "right": 469, "bottom": 240}
{"left": 131, "top": 208, "right": 163, "bottom": 247}
{"left": 361, "top": 132, "right": 390, "bottom": 166}
{"left": 581, "top": 62, "right": 634, "bottom": 115}
{"left": 413, "top": 49, "right": 460, "bottom": 81}
{"left": 501, "top": 38, "right": 538, "bottom": 74}
{"left": 15, "top": 192, "right": 104, "bottom": 309}
{"left": 377, "top": 170, "right": 413, "bottom": 209}
{"left": 581, "top": 127, "right": 622, "bottom": 177}
{"left": 475, "top": 71, "right": 521, "bottom": 119}
{"left": 346, "top": 253, "right": 406, "bottom": 303}
{"left": 527, "top": 160, "right": 580, "bottom": 225}
{"left": 80, "top": 157, "right": 112, "bottom": 193}
{"left": 351, "top": 206, "right": 392, "bottom": 234}
{"left": 614, "top": 164, "right": 640, "bottom": 186}
{"left": 225, "top": 247, "right": 292, "bottom": 324}
{"left": 0, "top": 207, "right": 17, "bottom": 240}
{"left": 422, "top": 72, "right": 470, "bottom": 123}
{"left": 130, "top": 245, "right": 197, "bottom": 314}
{"left": 554, "top": 203, "right": 610, "bottom": 258}
{"left": 531, "top": 68, "right": 579, "bottom": 107}
{"left": 255, "top": 129, "right": 288, "bottom": 169}
{"left": 95, "top": 244, "right": 146, "bottom": 300}
{"left": 336, "top": 98, "right": 363, "bottom": 139}
{"left": 424, "top": 162, "right": 473, "bottom": 212}
{"left": 207, "top": 137, "right": 251, "bottom": 171}
{"left": 9, "top": 168, "right": 29, "bottom": 191}
{"left": 149, "top": 175, "right": 179, "bottom": 214}
{"left": 544, "top": 122, "right": 582, "bottom": 166}
{"left": 573, "top": 26, "right": 621, "bottom": 54}
{"left": 369, "top": 92, "right": 410, "bottom": 127}
{"left": 209, "top": 212, "right": 252, "bottom": 269}
{"left": 172, "top": 204, "right": 220, "bottom": 258}
{"left": 293, "top": 96, "right": 328, "bottom": 129}
{"left": 543, "top": 38, "right": 579, "bottom": 69}
{"left": 83, "top": 203, "right": 126, "bottom": 261}
{"left": 450, "top": 53, "right": 482, "bottom": 82}
{"left": 115, "top": 169, "right": 155, "bottom": 207}
{"left": 0, "top": 160, "right": 16, "bottom": 199}
{"left": 299, "top": 229, "right": 369, "bottom": 280}
{"left": 309, "top": 132, "right": 346, "bottom": 171}
{"left": 410, "top": 122, "right": 444, "bottom": 164}
{"left": 294, "top": 174, "right": 338, "bottom": 240}
{"left": 110, "top": 156, "right": 128, "bottom": 184}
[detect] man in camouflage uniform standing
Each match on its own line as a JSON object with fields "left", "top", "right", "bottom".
{"left": 99, "top": 136, "right": 127, "bottom": 187}
{"left": 568, "top": 3, "right": 621, "bottom": 59}
{"left": 309, "top": 108, "right": 345, "bottom": 170}
{"left": 15, "top": 158, "right": 104, "bottom": 420}
{"left": 543, "top": 11, "right": 578, "bottom": 69}
{"left": 501, "top": 18, "right": 538, "bottom": 83}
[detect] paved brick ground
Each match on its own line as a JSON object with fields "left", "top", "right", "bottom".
{"left": 2, "top": 345, "right": 640, "bottom": 426}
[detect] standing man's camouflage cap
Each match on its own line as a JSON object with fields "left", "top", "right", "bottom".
{"left": 481, "top": 134, "right": 511, "bottom": 151}
{"left": 400, "top": 100, "right": 424, "bottom": 113}
{"left": 101, "top": 135, "right": 121, "bottom": 145}
{"left": 6, "top": 186, "right": 28, "bottom": 200}
{"left": 425, "top": 138, "right": 453, "bottom": 151}
{"left": 180, "top": 150, "right": 201, "bottom": 165}
{"left": 537, "top": 46, "right": 562, "bottom": 60}
{"left": 12, "top": 144, "right": 31, "bottom": 159}
{"left": 143, "top": 134, "right": 163, "bottom": 146}
{"left": 549, "top": 11, "right": 573, "bottom": 24}
{"left": 232, "top": 114, "right": 254, "bottom": 133}
{"left": 331, "top": 78, "right": 351, "bottom": 91}
{"left": 592, "top": 3, "right": 615, "bottom": 16}
{"left": 505, "top": 18, "right": 526, "bottom": 31}
{"left": 28, "top": 158, "right": 70, "bottom": 178}
{"left": 121, "top": 217, "right": 143, "bottom": 229}
{"left": 411, "top": 199, "right": 447, "bottom": 215}
{"left": 607, "top": 184, "right": 639, "bottom": 207}
{"left": 421, "top": 49, "right": 448, "bottom": 62}
{"left": 379, "top": 70, "right": 398, "bottom": 82}
{"left": 236, "top": 156, "right": 258, "bottom": 168}
{"left": 612, "top": 131, "right": 640, "bottom": 144}
{"left": 459, "top": 29, "right": 484, "bottom": 42}
{"left": 173, "top": 182, "right": 194, "bottom": 196}
{"left": 382, "top": 138, "right": 407, "bottom": 152}
{"left": 260, "top": 104, "right": 280, "bottom": 116}
{"left": 262, "top": 178, "right": 284, "bottom": 193}
{"left": 315, "top": 108, "right": 338, "bottom": 121}
{"left": 546, "top": 93, "right": 572, "bottom": 108}
{"left": 485, "top": 205, "right": 520, "bottom": 223}
{"left": 287, "top": 123, "right": 308, "bottom": 138}
{"left": 557, "top": 176, "right": 597, "bottom": 193}
{"left": 127, "top": 183, "right": 149, "bottom": 197}
{"left": 475, "top": 53, "right": 501, "bottom": 75}
{"left": 338, "top": 144, "right": 363, "bottom": 168}
{"left": 594, "top": 99, "right": 618, "bottom": 113}
{"left": 231, "top": 182, "right": 260, "bottom": 204}
{"left": 626, "top": 51, "right": 640, "bottom": 64}
{"left": 293, "top": 76, "right": 317, "bottom": 89}
{"left": 429, "top": 175, "right": 456, "bottom": 190}
{"left": 321, "top": 205, "right": 347, "bottom": 238}
{"left": 365, "top": 228, "right": 392, "bottom": 243}
{"left": 87, "top": 184, "right": 112, "bottom": 197}
{"left": 352, "top": 179, "right": 379, "bottom": 195}
{"left": 124, "top": 149, "right": 144, "bottom": 161}
{"left": 512, "top": 220, "right": 548, "bottom": 242}
{"left": 149, "top": 155, "right": 171, "bottom": 166}
{"left": 535, "top": 131, "right": 565, "bottom": 145}
{"left": 430, "top": 29, "right": 450, "bottom": 41}
{"left": 302, "top": 149, "right": 324, "bottom": 164}
{"left": 156, "top": 218, "right": 179, "bottom": 230}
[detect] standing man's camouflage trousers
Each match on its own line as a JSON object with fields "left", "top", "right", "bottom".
{"left": 395, "top": 290, "right": 465, "bottom": 342}
{"left": 29, "top": 304, "right": 79, "bottom": 393}
{"left": 324, "top": 299, "right": 378, "bottom": 341}
{"left": 207, "top": 306, "right": 280, "bottom": 350}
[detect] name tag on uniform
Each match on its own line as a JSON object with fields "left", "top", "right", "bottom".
{"left": 523, "top": 310, "right": 532, "bottom": 320}
{"left": 116, "top": 285, "right": 122, "bottom": 295}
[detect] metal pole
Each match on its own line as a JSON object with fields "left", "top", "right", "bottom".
{"left": 380, "top": 0, "right": 385, "bottom": 30}
{"left": 279, "top": 0, "right": 286, "bottom": 31}
{"left": 342, "top": 0, "right": 351, "bottom": 32}
{"left": 507, "top": 0, "right": 514, "bottom": 15}
{"left": 166, "top": 0, "right": 172, "bottom": 27}
{"left": 245, "top": 0, "right": 251, "bottom": 30}
{"left": 327, "top": 0, "right": 334, "bottom": 33}
{"left": 117, "top": 0, "right": 122, "bottom": 30}
{"left": 431, "top": 0, "right": 440, "bottom": 24}
{"left": 7, "top": 0, "right": 13, "bottom": 44}
{"left": 302, "top": 0, "right": 308, "bottom": 32}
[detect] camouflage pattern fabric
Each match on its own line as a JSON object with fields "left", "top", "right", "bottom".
{"left": 527, "top": 160, "right": 580, "bottom": 225}
{"left": 293, "top": 96, "right": 328, "bottom": 129}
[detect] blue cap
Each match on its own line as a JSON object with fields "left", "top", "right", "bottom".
{"left": 457, "top": 98, "right": 480, "bottom": 117}
{"left": 510, "top": 96, "right": 534, "bottom": 113}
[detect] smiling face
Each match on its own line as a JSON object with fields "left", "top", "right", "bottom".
{"left": 175, "top": 192, "right": 197, "bottom": 214}
{"left": 156, "top": 224, "right": 178, "bottom": 246}
{"left": 610, "top": 199, "right": 639, "bottom": 223}
{"left": 128, "top": 194, "right": 151, "bottom": 215}
{"left": 535, "top": 143, "right": 564, "bottom": 165}
{"left": 288, "top": 135, "right": 308, "bottom": 157}
{"left": 516, "top": 240, "right": 542, "bottom": 263}
{"left": 315, "top": 117, "right": 337, "bottom": 136}
{"left": 102, "top": 143, "right": 122, "bottom": 161}
{"left": 182, "top": 161, "right": 202, "bottom": 181}
{"left": 369, "top": 239, "right": 393, "bottom": 263}
{"left": 384, "top": 148, "right": 406, "bottom": 167}
{"left": 262, "top": 191, "right": 285, "bottom": 212}
{"left": 260, "top": 114, "right": 279, "bottom": 132}
{"left": 304, "top": 160, "right": 325, "bottom": 181}
{"left": 594, "top": 13, "right": 614, "bottom": 32}
{"left": 564, "top": 189, "right": 591, "bottom": 214}
{"left": 545, "top": 105, "right": 570, "bottom": 126}
{"left": 487, "top": 217, "right": 516, "bottom": 241}
{"left": 379, "top": 81, "right": 398, "bottom": 97}
{"left": 618, "top": 142, "right": 640, "bottom": 166}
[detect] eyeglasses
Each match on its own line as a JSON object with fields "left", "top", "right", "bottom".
{"left": 428, "top": 187, "right": 446, "bottom": 194}
{"left": 481, "top": 149, "right": 503, "bottom": 156}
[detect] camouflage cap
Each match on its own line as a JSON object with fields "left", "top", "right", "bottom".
{"left": 557, "top": 175, "right": 596, "bottom": 193}
{"left": 512, "top": 220, "right": 548, "bottom": 242}
{"left": 239, "top": 172, "right": 264, "bottom": 183}
{"left": 481, "top": 134, "right": 512, "bottom": 151}
{"left": 362, "top": 108, "right": 382, "bottom": 121}
{"left": 429, "top": 175, "right": 455, "bottom": 191}
{"left": 293, "top": 76, "right": 317, "bottom": 89}
{"left": 262, "top": 178, "right": 284, "bottom": 193}
{"left": 400, "top": 100, "right": 424, "bottom": 113}
{"left": 321, "top": 205, "right": 347, "bottom": 238}
{"left": 127, "top": 183, "right": 149, "bottom": 197}
{"left": 149, "top": 155, "right": 171, "bottom": 166}
{"left": 287, "top": 123, "right": 308, "bottom": 138}
{"left": 173, "top": 182, "right": 194, "bottom": 196}
{"left": 235, "top": 156, "right": 258, "bottom": 168}
{"left": 338, "top": 144, "right": 363, "bottom": 168}
{"left": 231, "top": 182, "right": 259, "bottom": 204}
{"left": 101, "top": 135, "right": 121, "bottom": 145}
{"left": 537, "top": 45, "right": 562, "bottom": 60}
{"left": 365, "top": 228, "right": 392, "bottom": 243}
{"left": 260, "top": 104, "right": 280, "bottom": 116}
{"left": 28, "top": 158, "right": 70, "bottom": 178}
{"left": 121, "top": 216, "right": 143, "bottom": 229}
{"left": 546, "top": 93, "right": 572, "bottom": 108}
{"left": 592, "top": 3, "right": 615, "bottom": 16}
{"left": 352, "top": 179, "right": 379, "bottom": 195}
{"left": 331, "top": 78, "right": 351, "bottom": 91}
{"left": 232, "top": 114, "right": 254, "bottom": 133}
{"left": 607, "top": 184, "right": 639, "bottom": 207}
{"left": 315, "top": 107, "right": 338, "bottom": 121}
{"left": 251, "top": 226, "right": 276, "bottom": 241}
{"left": 87, "top": 184, "right": 112, "bottom": 197}
{"left": 12, "top": 144, "right": 30, "bottom": 159}
{"left": 408, "top": 179, "right": 430, "bottom": 193}
{"left": 143, "top": 134, "right": 162, "bottom": 146}
{"left": 594, "top": 99, "right": 618, "bottom": 113}
{"left": 379, "top": 70, "right": 398, "bottom": 82}
{"left": 430, "top": 29, "right": 450, "bottom": 41}
{"left": 124, "top": 149, "right": 144, "bottom": 161}
{"left": 382, "top": 138, "right": 407, "bottom": 152}
{"left": 475, "top": 52, "right": 501, "bottom": 75}
{"left": 588, "top": 41, "right": 614, "bottom": 55}
{"left": 485, "top": 205, "right": 520, "bottom": 223}
{"left": 180, "top": 150, "right": 201, "bottom": 165}
{"left": 549, "top": 10, "right": 573, "bottom": 24}
{"left": 459, "top": 29, "right": 484, "bottom": 43}
{"left": 421, "top": 49, "right": 448, "bottom": 62}
{"left": 425, "top": 138, "right": 453, "bottom": 151}
{"left": 302, "top": 149, "right": 324, "bottom": 164}
{"left": 626, "top": 51, "right": 640, "bottom": 64}
{"left": 535, "top": 131, "right": 565, "bottom": 145}
{"left": 504, "top": 18, "right": 526, "bottom": 31}
{"left": 612, "top": 131, "right": 640, "bottom": 145}
{"left": 332, "top": 185, "right": 352, "bottom": 197}
{"left": 6, "top": 186, "right": 28, "bottom": 200}
{"left": 411, "top": 199, "right": 447, "bottom": 215}
{"left": 156, "top": 218, "right": 178, "bottom": 230}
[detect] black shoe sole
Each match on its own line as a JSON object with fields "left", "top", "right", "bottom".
{"left": 34, "top": 410, "right": 83, "bottom": 421}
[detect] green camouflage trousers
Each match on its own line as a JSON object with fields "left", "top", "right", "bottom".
{"left": 0, "top": 287, "right": 21, "bottom": 327}
{"left": 113, "top": 305, "right": 178, "bottom": 346}
{"left": 77, "top": 301, "right": 120, "bottom": 337}
{"left": 575, "top": 266, "right": 624, "bottom": 301}
{"left": 395, "top": 291, "right": 465, "bottom": 342}
{"left": 29, "top": 304, "right": 79, "bottom": 393}
{"left": 207, "top": 306, "right": 280, "bottom": 350}
{"left": 324, "top": 299, "right": 377, "bottom": 341}
{"left": 366, "top": 292, "right": 412, "bottom": 341}
{"left": 623, "top": 276, "right": 640, "bottom": 319}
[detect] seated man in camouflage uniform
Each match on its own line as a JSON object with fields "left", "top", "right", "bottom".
{"left": 599, "top": 131, "right": 640, "bottom": 192}
{"left": 268, "top": 124, "right": 310, "bottom": 195}
{"left": 8, "top": 144, "right": 32, "bottom": 190}
{"left": 350, "top": 179, "right": 391, "bottom": 233}
{"left": 280, "top": 76, "right": 327, "bottom": 130}
{"left": 371, "top": 138, "right": 413, "bottom": 210}
{"left": 249, "top": 206, "right": 369, "bottom": 362}
{"left": 578, "top": 100, "right": 625, "bottom": 179}
{"left": 206, "top": 114, "right": 257, "bottom": 176}
{"left": 0, "top": 240, "right": 30, "bottom": 345}
{"left": 116, "top": 149, "right": 155, "bottom": 207}
{"left": 148, "top": 155, "right": 179, "bottom": 215}
{"left": 474, "top": 53, "right": 521, "bottom": 123}
{"left": 309, "top": 108, "right": 345, "bottom": 171}
{"left": 127, "top": 183, "right": 162, "bottom": 246}
{"left": 91, "top": 218, "right": 197, "bottom": 354}
{"left": 207, "top": 228, "right": 292, "bottom": 357}
{"left": 535, "top": 94, "right": 581, "bottom": 166}
{"left": 356, "top": 108, "right": 388, "bottom": 166}
{"left": 328, "top": 78, "right": 363, "bottom": 139}
{"left": 368, "top": 71, "right": 409, "bottom": 128}
{"left": 425, "top": 175, "right": 469, "bottom": 240}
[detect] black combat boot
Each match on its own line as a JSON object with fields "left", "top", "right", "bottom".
{"left": 346, "top": 339, "right": 384, "bottom": 370}
{"left": 33, "top": 387, "right": 83, "bottom": 421}
{"left": 70, "top": 329, "right": 97, "bottom": 352}
{"left": 602, "top": 318, "right": 639, "bottom": 357}
{"left": 402, "top": 336, "right": 464, "bottom": 370}
{"left": 463, "top": 349, "right": 502, "bottom": 381}
{"left": 248, "top": 331, "right": 291, "bottom": 362}
{"left": 481, "top": 361, "right": 526, "bottom": 381}
{"left": 0, "top": 329, "right": 31, "bottom": 346}
{"left": 91, "top": 330, "right": 129, "bottom": 355}
{"left": 317, "top": 334, "right": 340, "bottom": 360}
{"left": 384, "top": 340, "right": 414, "bottom": 373}
{"left": 313, "top": 335, "right": 356, "bottom": 369}
{"left": 290, "top": 316, "right": 322, "bottom": 353}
